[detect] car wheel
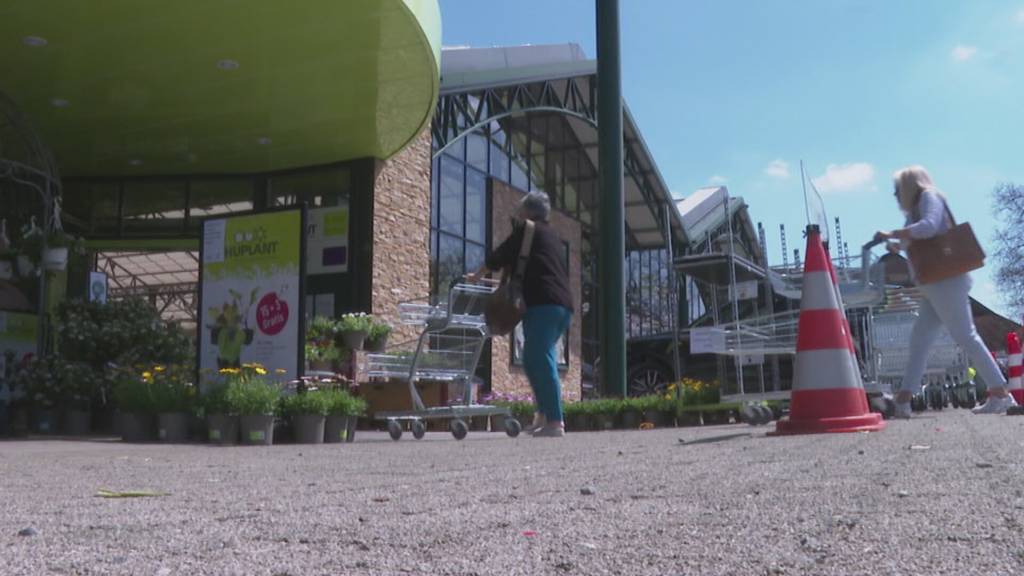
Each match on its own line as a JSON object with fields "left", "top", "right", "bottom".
{"left": 628, "top": 362, "right": 671, "bottom": 397}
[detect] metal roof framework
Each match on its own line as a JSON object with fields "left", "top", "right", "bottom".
{"left": 433, "top": 59, "right": 686, "bottom": 251}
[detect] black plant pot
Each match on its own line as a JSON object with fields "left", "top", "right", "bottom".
{"left": 594, "top": 413, "right": 617, "bottom": 431}
{"left": 239, "top": 414, "right": 275, "bottom": 446}
{"left": 32, "top": 409, "right": 59, "bottom": 434}
{"left": 120, "top": 412, "right": 155, "bottom": 442}
{"left": 157, "top": 412, "right": 190, "bottom": 443}
{"left": 207, "top": 414, "right": 239, "bottom": 445}
{"left": 63, "top": 409, "right": 91, "bottom": 436}
{"left": 292, "top": 414, "right": 326, "bottom": 444}
{"left": 621, "top": 410, "right": 642, "bottom": 430}
{"left": 325, "top": 415, "right": 357, "bottom": 443}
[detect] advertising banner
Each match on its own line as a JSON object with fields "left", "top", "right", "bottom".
{"left": 199, "top": 209, "right": 304, "bottom": 387}
{"left": 306, "top": 204, "right": 349, "bottom": 274}
{"left": 0, "top": 312, "right": 38, "bottom": 401}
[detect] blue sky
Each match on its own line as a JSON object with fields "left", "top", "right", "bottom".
{"left": 439, "top": 0, "right": 1024, "bottom": 318}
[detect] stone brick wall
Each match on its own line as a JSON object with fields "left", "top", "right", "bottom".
{"left": 489, "top": 179, "right": 582, "bottom": 402}
{"left": 371, "top": 130, "right": 432, "bottom": 344}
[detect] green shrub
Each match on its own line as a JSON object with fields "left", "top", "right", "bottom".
{"left": 280, "top": 390, "right": 331, "bottom": 417}
{"left": 201, "top": 383, "right": 233, "bottom": 416}
{"left": 149, "top": 365, "right": 196, "bottom": 413}
{"left": 321, "top": 388, "right": 367, "bottom": 417}
{"left": 113, "top": 373, "right": 155, "bottom": 414}
{"left": 226, "top": 380, "right": 280, "bottom": 415}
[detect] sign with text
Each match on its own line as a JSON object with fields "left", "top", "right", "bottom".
{"left": 199, "top": 209, "right": 305, "bottom": 387}
{"left": 306, "top": 204, "right": 349, "bottom": 274}
{"left": 689, "top": 327, "right": 726, "bottom": 354}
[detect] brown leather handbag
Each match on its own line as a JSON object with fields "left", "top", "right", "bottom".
{"left": 906, "top": 201, "right": 985, "bottom": 285}
{"left": 484, "top": 220, "right": 535, "bottom": 336}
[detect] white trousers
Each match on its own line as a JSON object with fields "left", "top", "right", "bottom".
{"left": 898, "top": 274, "right": 1006, "bottom": 394}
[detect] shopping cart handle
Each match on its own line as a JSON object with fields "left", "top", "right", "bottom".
{"left": 862, "top": 238, "right": 886, "bottom": 251}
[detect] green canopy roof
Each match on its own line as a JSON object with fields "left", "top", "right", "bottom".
{"left": 0, "top": 0, "right": 441, "bottom": 177}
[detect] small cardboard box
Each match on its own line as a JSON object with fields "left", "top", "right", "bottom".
{"left": 358, "top": 379, "right": 450, "bottom": 414}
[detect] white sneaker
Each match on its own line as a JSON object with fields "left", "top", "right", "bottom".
{"left": 524, "top": 412, "right": 546, "bottom": 435}
{"left": 893, "top": 401, "right": 912, "bottom": 419}
{"left": 972, "top": 394, "right": 1018, "bottom": 415}
{"left": 531, "top": 423, "right": 565, "bottom": 438}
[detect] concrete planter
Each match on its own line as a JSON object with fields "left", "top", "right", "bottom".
{"left": 206, "top": 414, "right": 239, "bottom": 445}
{"left": 63, "top": 409, "right": 91, "bottom": 436}
{"left": 120, "top": 412, "right": 155, "bottom": 442}
{"left": 364, "top": 334, "right": 389, "bottom": 353}
{"left": 325, "top": 415, "right": 356, "bottom": 443}
{"left": 239, "top": 414, "right": 275, "bottom": 446}
{"left": 292, "top": 414, "right": 326, "bottom": 444}
{"left": 157, "top": 412, "right": 190, "bottom": 443}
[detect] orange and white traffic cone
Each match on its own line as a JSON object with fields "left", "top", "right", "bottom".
{"left": 771, "top": 226, "right": 885, "bottom": 435}
{"left": 1008, "top": 332, "right": 1023, "bottom": 404}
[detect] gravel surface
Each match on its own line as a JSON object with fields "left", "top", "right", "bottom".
{"left": 3, "top": 411, "right": 1024, "bottom": 575}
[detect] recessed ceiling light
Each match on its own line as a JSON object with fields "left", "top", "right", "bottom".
{"left": 23, "top": 36, "right": 48, "bottom": 47}
{"left": 129, "top": 159, "right": 143, "bottom": 166}
{"left": 257, "top": 137, "right": 272, "bottom": 145}
{"left": 216, "top": 59, "right": 240, "bottom": 71}
{"left": 50, "top": 98, "right": 70, "bottom": 108}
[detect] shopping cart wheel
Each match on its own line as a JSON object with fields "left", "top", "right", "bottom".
{"left": 411, "top": 420, "right": 427, "bottom": 440}
{"left": 504, "top": 417, "right": 522, "bottom": 438}
{"left": 387, "top": 419, "right": 403, "bottom": 441}
{"left": 450, "top": 419, "right": 469, "bottom": 440}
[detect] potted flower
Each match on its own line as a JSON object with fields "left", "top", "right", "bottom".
{"left": 636, "top": 395, "right": 666, "bottom": 428}
{"left": 0, "top": 248, "right": 14, "bottom": 280}
{"left": 41, "top": 232, "right": 81, "bottom": 271}
{"left": 113, "top": 368, "right": 157, "bottom": 442}
{"left": 335, "top": 312, "right": 373, "bottom": 351}
{"left": 323, "top": 387, "right": 366, "bottom": 443}
{"left": 202, "top": 382, "right": 238, "bottom": 445}
{"left": 150, "top": 365, "right": 195, "bottom": 443}
{"left": 306, "top": 343, "right": 341, "bottom": 373}
{"left": 224, "top": 364, "right": 281, "bottom": 446}
{"left": 13, "top": 357, "right": 65, "bottom": 434}
{"left": 280, "top": 389, "right": 331, "bottom": 444}
{"left": 620, "top": 397, "right": 643, "bottom": 430}
{"left": 592, "top": 398, "right": 621, "bottom": 431}
{"left": 364, "top": 319, "right": 392, "bottom": 353}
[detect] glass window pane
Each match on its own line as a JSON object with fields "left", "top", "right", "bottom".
{"left": 443, "top": 136, "right": 465, "bottom": 162}
{"left": 466, "top": 243, "right": 485, "bottom": 274}
{"left": 123, "top": 181, "right": 187, "bottom": 235}
{"left": 439, "top": 158, "right": 464, "bottom": 235}
{"left": 63, "top": 182, "right": 119, "bottom": 235}
{"left": 467, "top": 131, "right": 488, "bottom": 172}
{"left": 489, "top": 137, "right": 509, "bottom": 182}
{"left": 511, "top": 154, "right": 529, "bottom": 192}
{"left": 437, "top": 233, "right": 464, "bottom": 295}
{"left": 270, "top": 167, "right": 350, "bottom": 207}
{"left": 189, "top": 179, "right": 255, "bottom": 226}
{"left": 465, "top": 169, "right": 487, "bottom": 244}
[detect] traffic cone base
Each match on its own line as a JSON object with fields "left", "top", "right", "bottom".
{"left": 771, "top": 389, "right": 884, "bottom": 435}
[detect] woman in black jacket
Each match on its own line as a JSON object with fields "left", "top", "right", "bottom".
{"left": 469, "top": 192, "right": 573, "bottom": 437}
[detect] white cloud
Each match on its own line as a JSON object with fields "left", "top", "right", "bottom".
{"left": 1016, "top": 9, "right": 1024, "bottom": 24}
{"left": 811, "top": 162, "right": 876, "bottom": 194}
{"left": 764, "top": 159, "right": 790, "bottom": 179}
{"left": 951, "top": 44, "right": 978, "bottom": 62}
{"left": 708, "top": 175, "right": 728, "bottom": 185}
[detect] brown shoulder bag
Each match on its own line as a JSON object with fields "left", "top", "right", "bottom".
{"left": 906, "top": 200, "right": 985, "bottom": 285}
{"left": 484, "top": 220, "right": 535, "bottom": 336}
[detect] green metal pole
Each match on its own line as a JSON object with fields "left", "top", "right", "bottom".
{"left": 597, "top": 0, "right": 626, "bottom": 398}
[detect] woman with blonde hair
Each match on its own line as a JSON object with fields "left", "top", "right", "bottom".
{"left": 874, "top": 165, "right": 1016, "bottom": 417}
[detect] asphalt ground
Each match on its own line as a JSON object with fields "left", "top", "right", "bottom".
{"left": 3, "top": 410, "right": 1024, "bottom": 576}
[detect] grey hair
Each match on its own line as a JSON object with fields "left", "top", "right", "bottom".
{"left": 518, "top": 191, "right": 551, "bottom": 222}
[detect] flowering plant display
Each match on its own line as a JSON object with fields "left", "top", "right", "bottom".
{"left": 336, "top": 312, "right": 373, "bottom": 333}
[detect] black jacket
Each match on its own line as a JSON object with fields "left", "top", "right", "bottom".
{"left": 486, "top": 220, "right": 573, "bottom": 311}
